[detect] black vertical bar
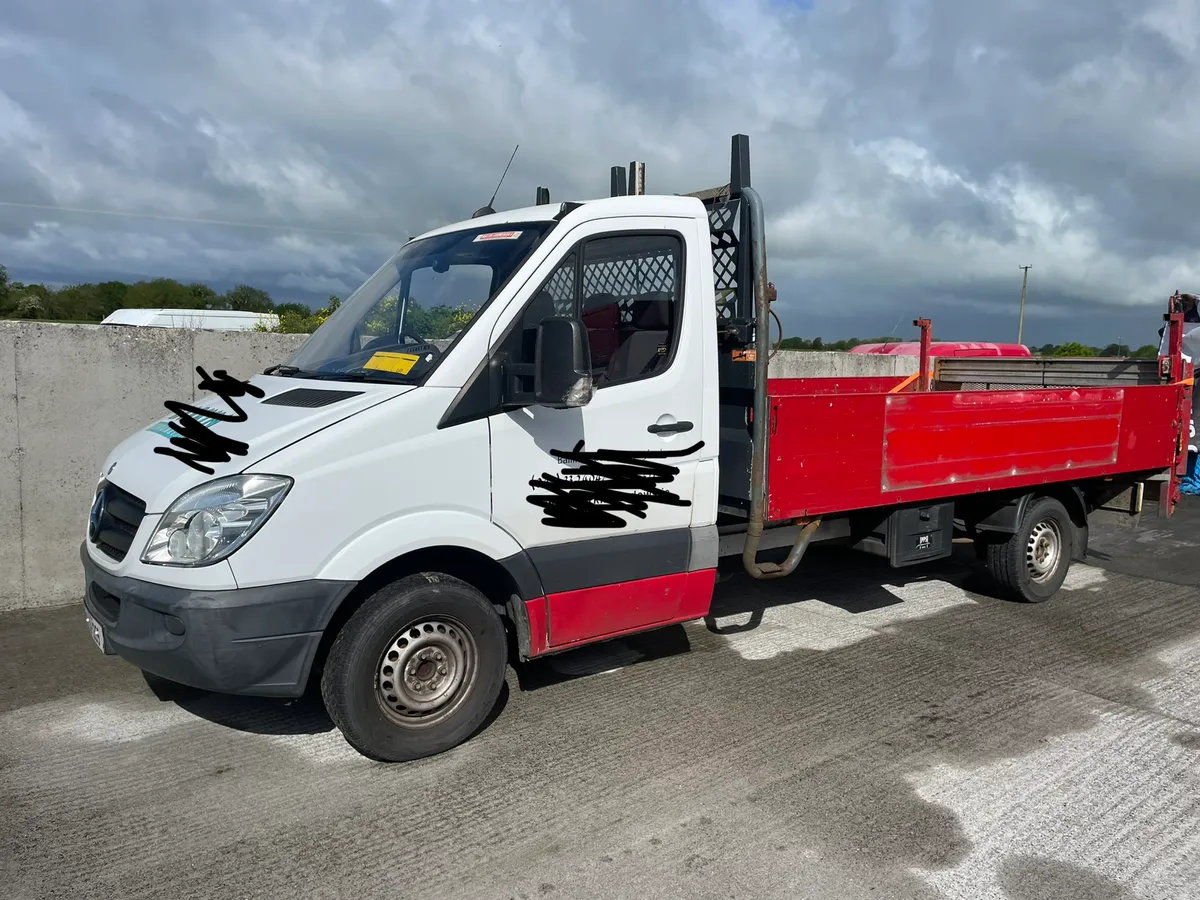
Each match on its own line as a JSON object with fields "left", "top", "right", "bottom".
{"left": 536, "top": 186, "right": 550, "bottom": 205}
{"left": 737, "top": 193, "right": 753, "bottom": 325}
{"left": 730, "top": 134, "right": 751, "bottom": 195}
{"left": 611, "top": 166, "right": 627, "bottom": 197}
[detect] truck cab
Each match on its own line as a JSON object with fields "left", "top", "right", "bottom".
{"left": 82, "top": 180, "right": 732, "bottom": 762}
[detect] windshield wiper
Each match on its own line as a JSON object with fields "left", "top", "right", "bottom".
{"left": 264, "top": 365, "right": 346, "bottom": 380}
{"left": 297, "top": 371, "right": 416, "bottom": 384}
{"left": 264, "top": 363, "right": 415, "bottom": 384}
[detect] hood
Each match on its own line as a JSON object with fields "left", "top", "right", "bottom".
{"left": 100, "top": 374, "right": 413, "bottom": 512}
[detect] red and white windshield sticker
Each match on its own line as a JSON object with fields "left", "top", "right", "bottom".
{"left": 473, "top": 230, "right": 523, "bottom": 242}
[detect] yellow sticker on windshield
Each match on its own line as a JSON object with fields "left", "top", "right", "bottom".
{"left": 364, "top": 351, "right": 422, "bottom": 375}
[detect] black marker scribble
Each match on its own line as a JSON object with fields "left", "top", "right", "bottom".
{"left": 153, "top": 366, "right": 265, "bottom": 475}
{"left": 526, "top": 440, "right": 705, "bottom": 528}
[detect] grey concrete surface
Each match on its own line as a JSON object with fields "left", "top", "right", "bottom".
{"left": 0, "top": 322, "right": 308, "bottom": 611}
{"left": 2, "top": 501, "right": 1198, "bottom": 899}
{"left": 0, "top": 319, "right": 904, "bottom": 611}
{"left": 0, "top": 327, "right": 21, "bottom": 613}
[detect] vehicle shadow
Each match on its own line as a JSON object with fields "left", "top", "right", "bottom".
{"left": 141, "top": 671, "right": 337, "bottom": 735}
{"left": 142, "top": 662, "right": 513, "bottom": 741}
{"left": 514, "top": 623, "right": 694, "bottom": 691}
{"left": 711, "top": 541, "right": 987, "bottom": 616}
{"left": 514, "top": 541, "right": 993, "bottom": 691}
{"left": 141, "top": 543, "right": 991, "bottom": 732}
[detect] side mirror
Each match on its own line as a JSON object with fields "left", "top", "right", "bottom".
{"left": 534, "top": 317, "right": 594, "bottom": 408}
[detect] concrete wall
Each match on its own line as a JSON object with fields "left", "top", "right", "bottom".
{"left": 0, "top": 323, "right": 309, "bottom": 611}
{"left": 768, "top": 350, "right": 918, "bottom": 379}
{"left": 0, "top": 323, "right": 914, "bottom": 610}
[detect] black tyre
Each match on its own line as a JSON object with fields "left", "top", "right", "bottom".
{"left": 985, "top": 496, "right": 1075, "bottom": 603}
{"left": 320, "top": 573, "right": 508, "bottom": 762}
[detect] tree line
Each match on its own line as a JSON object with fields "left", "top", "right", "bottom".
{"left": 0, "top": 263, "right": 309, "bottom": 322}
{"left": 1030, "top": 341, "right": 1159, "bottom": 358}
{"left": 0, "top": 264, "right": 480, "bottom": 338}
{"left": 0, "top": 265, "right": 1162, "bottom": 355}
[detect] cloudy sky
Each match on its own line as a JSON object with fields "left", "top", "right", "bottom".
{"left": 2, "top": 0, "right": 1199, "bottom": 347}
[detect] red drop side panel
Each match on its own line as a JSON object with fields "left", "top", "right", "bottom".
{"left": 1113, "top": 384, "right": 1187, "bottom": 471}
{"left": 881, "top": 388, "right": 1122, "bottom": 491}
{"left": 765, "top": 392, "right": 889, "bottom": 517}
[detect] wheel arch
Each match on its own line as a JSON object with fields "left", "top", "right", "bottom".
{"left": 309, "top": 543, "right": 544, "bottom": 690}
{"left": 1041, "top": 485, "right": 1089, "bottom": 562}
{"left": 963, "top": 485, "right": 1089, "bottom": 562}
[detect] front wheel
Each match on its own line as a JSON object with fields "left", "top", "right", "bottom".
{"left": 320, "top": 573, "right": 508, "bottom": 762}
{"left": 985, "top": 496, "right": 1075, "bottom": 603}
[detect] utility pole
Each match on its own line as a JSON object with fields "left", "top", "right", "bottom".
{"left": 1017, "top": 265, "right": 1032, "bottom": 344}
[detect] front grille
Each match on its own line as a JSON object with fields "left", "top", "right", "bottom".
{"left": 91, "top": 481, "right": 147, "bottom": 562}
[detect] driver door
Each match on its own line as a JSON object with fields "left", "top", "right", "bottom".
{"left": 487, "top": 216, "right": 713, "bottom": 650}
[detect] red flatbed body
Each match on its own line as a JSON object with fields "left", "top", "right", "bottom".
{"left": 765, "top": 375, "right": 1190, "bottom": 520}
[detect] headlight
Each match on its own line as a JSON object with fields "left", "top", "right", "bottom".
{"left": 141, "top": 474, "right": 292, "bottom": 566}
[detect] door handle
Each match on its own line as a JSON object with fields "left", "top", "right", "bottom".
{"left": 647, "top": 420, "right": 694, "bottom": 435}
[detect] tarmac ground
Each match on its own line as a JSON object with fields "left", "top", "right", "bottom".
{"left": 2, "top": 499, "right": 1199, "bottom": 899}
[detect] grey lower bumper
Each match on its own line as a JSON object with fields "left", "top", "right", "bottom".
{"left": 80, "top": 542, "right": 356, "bottom": 698}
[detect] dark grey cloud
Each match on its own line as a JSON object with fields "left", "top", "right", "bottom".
{"left": 1, "top": 0, "right": 1198, "bottom": 347}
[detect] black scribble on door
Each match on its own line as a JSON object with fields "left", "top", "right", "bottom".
{"left": 527, "top": 440, "right": 704, "bottom": 528}
{"left": 153, "top": 367, "right": 265, "bottom": 475}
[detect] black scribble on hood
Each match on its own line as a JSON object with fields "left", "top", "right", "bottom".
{"left": 153, "top": 366, "right": 265, "bottom": 475}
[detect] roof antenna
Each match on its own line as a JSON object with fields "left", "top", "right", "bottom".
{"left": 473, "top": 144, "right": 519, "bottom": 218}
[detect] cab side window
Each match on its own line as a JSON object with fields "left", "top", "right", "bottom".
{"left": 498, "top": 232, "right": 682, "bottom": 391}
{"left": 582, "top": 234, "right": 682, "bottom": 386}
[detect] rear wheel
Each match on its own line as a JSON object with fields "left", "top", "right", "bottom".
{"left": 321, "top": 573, "right": 508, "bottom": 762}
{"left": 985, "top": 496, "right": 1075, "bottom": 603}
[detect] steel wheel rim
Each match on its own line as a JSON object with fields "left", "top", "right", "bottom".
{"left": 1025, "top": 519, "right": 1062, "bottom": 583}
{"left": 375, "top": 617, "right": 477, "bottom": 728}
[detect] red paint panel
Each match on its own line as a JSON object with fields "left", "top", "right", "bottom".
{"left": 676, "top": 568, "right": 717, "bottom": 621}
{"left": 524, "top": 598, "right": 549, "bottom": 657}
{"left": 882, "top": 389, "right": 1123, "bottom": 491}
{"left": 546, "top": 569, "right": 717, "bottom": 649}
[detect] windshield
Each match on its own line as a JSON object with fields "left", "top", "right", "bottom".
{"left": 281, "top": 221, "right": 556, "bottom": 383}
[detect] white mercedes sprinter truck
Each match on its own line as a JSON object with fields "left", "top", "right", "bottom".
{"left": 79, "top": 134, "right": 1184, "bottom": 762}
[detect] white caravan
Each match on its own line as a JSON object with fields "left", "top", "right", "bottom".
{"left": 100, "top": 308, "right": 280, "bottom": 331}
